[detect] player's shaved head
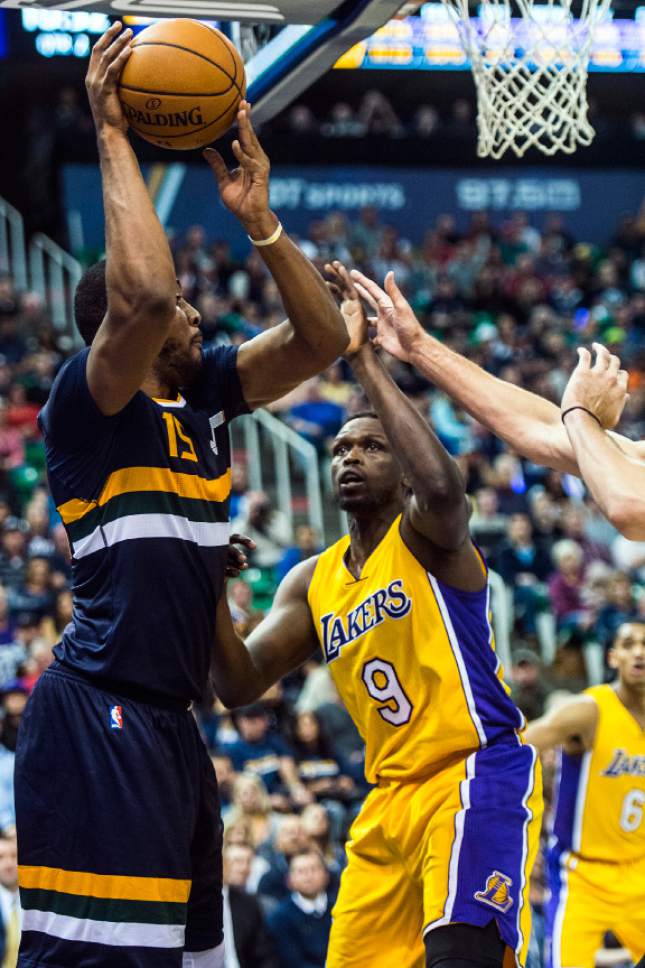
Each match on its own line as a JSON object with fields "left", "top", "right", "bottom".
{"left": 74, "top": 260, "right": 108, "bottom": 346}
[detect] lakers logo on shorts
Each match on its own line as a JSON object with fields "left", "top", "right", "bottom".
{"left": 474, "top": 871, "right": 514, "bottom": 913}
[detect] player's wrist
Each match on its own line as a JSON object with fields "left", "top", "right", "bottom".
{"left": 561, "top": 405, "right": 602, "bottom": 427}
{"left": 243, "top": 211, "right": 280, "bottom": 242}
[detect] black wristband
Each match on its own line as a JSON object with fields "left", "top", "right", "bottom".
{"left": 561, "top": 406, "right": 602, "bottom": 427}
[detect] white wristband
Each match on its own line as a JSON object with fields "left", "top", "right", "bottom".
{"left": 248, "top": 221, "right": 283, "bottom": 247}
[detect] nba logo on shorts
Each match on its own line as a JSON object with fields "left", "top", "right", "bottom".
{"left": 474, "top": 871, "right": 514, "bottom": 913}
{"left": 110, "top": 705, "right": 123, "bottom": 730}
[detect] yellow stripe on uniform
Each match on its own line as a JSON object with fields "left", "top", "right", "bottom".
{"left": 18, "top": 866, "right": 191, "bottom": 903}
{"left": 57, "top": 466, "right": 232, "bottom": 524}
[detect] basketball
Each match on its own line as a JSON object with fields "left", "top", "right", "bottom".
{"left": 118, "top": 19, "right": 246, "bottom": 151}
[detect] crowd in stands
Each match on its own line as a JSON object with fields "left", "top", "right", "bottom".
{"left": 0, "top": 200, "right": 643, "bottom": 965}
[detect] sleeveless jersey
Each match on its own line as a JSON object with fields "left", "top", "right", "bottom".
{"left": 307, "top": 515, "right": 524, "bottom": 783}
{"left": 39, "top": 345, "right": 247, "bottom": 702}
{"left": 551, "top": 684, "right": 645, "bottom": 864}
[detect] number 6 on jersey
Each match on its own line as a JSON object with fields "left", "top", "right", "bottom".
{"left": 362, "top": 658, "right": 413, "bottom": 727}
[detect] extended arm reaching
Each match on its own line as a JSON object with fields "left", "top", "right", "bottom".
{"left": 85, "top": 23, "right": 177, "bottom": 416}
{"left": 327, "top": 262, "right": 482, "bottom": 588}
{"left": 524, "top": 695, "right": 598, "bottom": 754}
{"left": 203, "top": 105, "right": 348, "bottom": 409}
{"left": 351, "top": 270, "right": 645, "bottom": 476}
{"left": 210, "top": 559, "right": 319, "bottom": 709}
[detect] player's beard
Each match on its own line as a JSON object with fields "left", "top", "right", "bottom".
{"left": 156, "top": 336, "right": 203, "bottom": 389}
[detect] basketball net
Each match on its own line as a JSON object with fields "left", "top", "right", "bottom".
{"left": 441, "top": 0, "right": 612, "bottom": 159}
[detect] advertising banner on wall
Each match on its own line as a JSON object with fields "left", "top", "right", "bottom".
{"left": 62, "top": 164, "right": 645, "bottom": 256}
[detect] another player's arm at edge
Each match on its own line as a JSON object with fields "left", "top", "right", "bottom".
{"left": 351, "top": 270, "right": 645, "bottom": 477}
{"left": 524, "top": 695, "right": 598, "bottom": 755}
{"left": 84, "top": 23, "right": 178, "bottom": 416}
{"left": 211, "top": 558, "right": 319, "bottom": 708}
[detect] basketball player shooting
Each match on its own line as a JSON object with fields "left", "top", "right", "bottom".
{"left": 211, "top": 262, "right": 543, "bottom": 968}
{"left": 14, "top": 23, "right": 347, "bottom": 968}
{"left": 350, "top": 270, "right": 645, "bottom": 539}
{"left": 524, "top": 621, "right": 645, "bottom": 967}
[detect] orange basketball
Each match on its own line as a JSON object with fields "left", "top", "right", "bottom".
{"left": 118, "top": 19, "right": 246, "bottom": 151}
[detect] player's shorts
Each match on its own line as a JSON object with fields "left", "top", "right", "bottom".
{"left": 327, "top": 741, "right": 543, "bottom": 968}
{"left": 15, "top": 662, "right": 223, "bottom": 968}
{"left": 546, "top": 845, "right": 645, "bottom": 968}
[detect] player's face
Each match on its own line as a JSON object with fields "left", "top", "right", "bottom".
{"left": 156, "top": 287, "right": 203, "bottom": 387}
{"left": 609, "top": 623, "right": 645, "bottom": 688}
{"left": 331, "top": 418, "right": 402, "bottom": 513}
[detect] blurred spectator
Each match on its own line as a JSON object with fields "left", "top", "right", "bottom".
{"left": 276, "top": 526, "right": 322, "bottom": 583}
{"left": 548, "top": 540, "right": 593, "bottom": 643}
{"left": 226, "top": 772, "right": 279, "bottom": 849}
{"left": 228, "top": 581, "right": 264, "bottom": 636}
{"left": 0, "top": 522, "right": 27, "bottom": 591}
{"left": 267, "top": 849, "right": 335, "bottom": 968}
{"left": 357, "top": 91, "right": 404, "bottom": 138}
{"left": 257, "top": 814, "right": 311, "bottom": 906}
{"left": 596, "top": 572, "right": 639, "bottom": 657}
{"left": 509, "top": 649, "right": 548, "bottom": 721}
{"left": 560, "top": 504, "right": 610, "bottom": 566}
{"left": 0, "top": 830, "right": 20, "bottom": 966}
{"left": 232, "top": 492, "right": 293, "bottom": 570}
{"left": 470, "top": 487, "right": 508, "bottom": 559}
{"left": 286, "top": 380, "right": 345, "bottom": 455}
{"left": 0, "top": 590, "right": 15, "bottom": 647}
{"left": 0, "top": 683, "right": 27, "bottom": 755}
{"left": 321, "top": 104, "right": 366, "bottom": 138}
{"left": 224, "top": 705, "right": 311, "bottom": 810}
{"left": 412, "top": 105, "right": 440, "bottom": 138}
{"left": 292, "top": 711, "right": 358, "bottom": 837}
{"left": 222, "top": 843, "right": 279, "bottom": 968}
{"left": 300, "top": 803, "right": 346, "bottom": 876}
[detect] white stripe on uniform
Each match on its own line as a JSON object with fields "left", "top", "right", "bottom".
{"left": 72, "top": 515, "right": 232, "bottom": 559}
{"left": 22, "top": 908, "right": 185, "bottom": 948}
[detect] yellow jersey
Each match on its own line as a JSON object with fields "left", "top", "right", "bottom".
{"left": 551, "top": 684, "right": 645, "bottom": 864}
{"left": 307, "top": 515, "right": 525, "bottom": 784}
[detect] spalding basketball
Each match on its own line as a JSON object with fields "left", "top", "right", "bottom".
{"left": 118, "top": 19, "right": 246, "bottom": 151}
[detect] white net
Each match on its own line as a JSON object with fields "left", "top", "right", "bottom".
{"left": 441, "top": 0, "right": 612, "bottom": 159}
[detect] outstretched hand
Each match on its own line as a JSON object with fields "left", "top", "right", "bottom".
{"left": 225, "top": 533, "right": 256, "bottom": 578}
{"left": 203, "top": 102, "right": 274, "bottom": 235}
{"left": 561, "top": 342, "right": 629, "bottom": 430}
{"left": 85, "top": 22, "right": 133, "bottom": 133}
{"left": 324, "top": 261, "right": 369, "bottom": 359}
{"left": 349, "top": 270, "right": 423, "bottom": 363}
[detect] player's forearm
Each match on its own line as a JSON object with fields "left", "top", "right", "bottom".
{"left": 408, "top": 333, "right": 579, "bottom": 474}
{"left": 350, "top": 346, "right": 465, "bottom": 509}
{"left": 564, "top": 411, "right": 645, "bottom": 539}
{"left": 251, "top": 223, "right": 348, "bottom": 366}
{"left": 98, "top": 127, "right": 176, "bottom": 320}
{"left": 211, "top": 596, "right": 269, "bottom": 708}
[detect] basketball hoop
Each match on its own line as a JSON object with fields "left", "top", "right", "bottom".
{"left": 441, "top": 0, "right": 612, "bottom": 159}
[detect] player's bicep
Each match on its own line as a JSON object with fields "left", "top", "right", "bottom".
{"left": 246, "top": 559, "right": 320, "bottom": 683}
{"left": 86, "top": 299, "right": 175, "bottom": 416}
{"left": 236, "top": 322, "right": 327, "bottom": 410}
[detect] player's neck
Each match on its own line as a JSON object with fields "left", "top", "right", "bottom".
{"left": 140, "top": 373, "right": 179, "bottom": 401}
{"left": 615, "top": 680, "right": 645, "bottom": 724}
{"left": 346, "top": 506, "right": 399, "bottom": 578}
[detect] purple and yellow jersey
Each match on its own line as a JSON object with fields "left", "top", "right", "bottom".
{"left": 307, "top": 515, "right": 525, "bottom": 784}
{"left": 551, "top": 684, "right": 645, "bottom": 864}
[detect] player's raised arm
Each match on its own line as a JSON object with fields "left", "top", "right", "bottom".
{"left": 327, "top": 262, "right": 482, "bottom": 589}
{"left": 84, "top": 23, "right": 178, "bottom": 416}
{"left": 524, "top": 695, "right": 598, "bottom": 754}
{"left": 350, "top": 269, "right": 645, "bottom": 476}
{"left": 203, "top": 103, "right": 348, "bottom": 409}
{"left": 561, "top": 344, "right": 645, "bottom": 539}
{"left": 211, "top": 557, "right": 319, "bottom": 708}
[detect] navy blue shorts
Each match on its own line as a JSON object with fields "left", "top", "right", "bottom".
{"left": 15, "top": 663, "right": 223, "bottom": 967}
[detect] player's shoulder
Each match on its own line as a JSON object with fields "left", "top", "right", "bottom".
{"left": 278, "top": 553, "right": 322, "bottom": 599}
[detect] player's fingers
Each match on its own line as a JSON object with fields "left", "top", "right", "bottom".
{"left": 92, "top": 21, "right": 123, "bottom": 56}
{"left": 618, "top": 370, "right": 629, "bottom": 392}
{"left": 575, "top": 347, "right": 592, "bottom": 370}
{"left": 353, "top": 281, "right": 379, "bottom": 312}
{"left": 231, "top": 139, "right": 256, "bottom": 169}
{"left": 230, "top": 533, "right": 256, "bottom": 550}
{"left": 335, "top": 262, "right": 357, "bottom": 297}
{"left": 591, "top": 342, "right": 611, "bottom": 371}
{"left": 326, "top": 282, "right": 342, "bottom": 302}
{"left": 202, "top": 148, "right": 230, "bottom": 184}
{"left": 104, "top": 39, "right": 133, "bottom": 79}
{"left": 350, "top": 269, "right": 387, "bottom": 303}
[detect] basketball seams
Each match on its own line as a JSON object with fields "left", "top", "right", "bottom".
{"left": 120, "top": 84, "right": 235, "bottom": 98}
{"left": 130, "top": 41, "right": 242, "bottom": 96}
{"left": 194, "top": 22, "right": 238, "bottom": 83}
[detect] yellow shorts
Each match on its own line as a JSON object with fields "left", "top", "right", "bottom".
{"left": 327, "top": 743, "right": 543, "bottom": 968}
{"left": 546, "top": 850, "right": 645, "bottom": 968}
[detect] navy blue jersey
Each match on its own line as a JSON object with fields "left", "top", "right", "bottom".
{"left": 223, "top": 735, "right": 292, "bottom": 793}
{"left": 39, "top": 345, "right": 248, "bottom": 702}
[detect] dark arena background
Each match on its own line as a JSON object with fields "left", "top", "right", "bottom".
{"left": 0, "top": 0, "right": 643, "bottom": 964}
